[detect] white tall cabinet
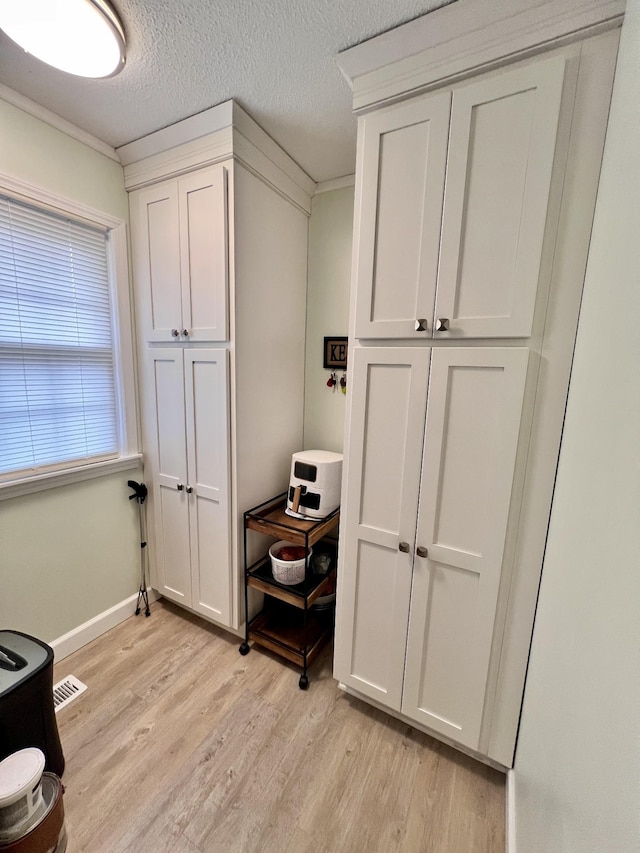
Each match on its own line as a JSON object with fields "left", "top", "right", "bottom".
{"left": 334, "top": 11, "right": 622, "bottom": 767}
{"left": 121, "top": 101, "right": 314, "bottom": 632}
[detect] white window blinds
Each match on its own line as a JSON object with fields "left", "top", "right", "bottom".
{"left": 0, "top": 194, "right": 118, "bottom": 477}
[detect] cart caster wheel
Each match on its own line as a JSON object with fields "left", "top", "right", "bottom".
{"left": 299, "top": 675, "right": 309, "bottom": 690}
{"left": 145, "top": 609, "right": 151, "bottom": 617}
{"left": 239, "top": 643, "right": 250, "bottom": 656}
{"left": 135, "top": 607, "right": 141, "bottom": 616}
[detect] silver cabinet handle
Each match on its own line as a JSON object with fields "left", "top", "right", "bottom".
{"left": 399, "top": 542, "right": 410, "bottom": 553}
{"left": 182, "top": 329, "right": 189, "bottom": 337}
{"left": 415, "top": 318, "right": 428, "bottom": 332}
{"left": 171, "top": 328, "right": 179, "bottom": 337}
{"left": 177, "top": 483, "right": 184, "bottom": 491}
{"left": 186, "top": 486, "right": 193, "bottom": 494}
{"left": 416, "top": 546, "right": 429, "bottom": 558}
{"left": 435, "top": 318, "right": 450, "bottom": 332}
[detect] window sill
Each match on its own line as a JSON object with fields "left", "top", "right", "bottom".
{"left": 0, "top": 455, "right": 143, "bottom": 501}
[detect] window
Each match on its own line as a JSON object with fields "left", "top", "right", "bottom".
{"left": 0, "top": 188, "right": 138, "bottom": 489}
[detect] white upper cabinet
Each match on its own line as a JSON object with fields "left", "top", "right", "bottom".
{"left": 354, "top": 55, "right": 566, "bottom": 340}
{"left": 435, "top": 58, "right": 565, "bottom": 338}
{"left": 354, "top": 94, "right": 451, "bottom": 339}
{"left": 132, "top": 164, "right": 229, "bottom": 342}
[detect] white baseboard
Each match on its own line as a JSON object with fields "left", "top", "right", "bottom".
{"left": 506, "top": 769, "right": 516, "bottom": 853}
{"left": 51, "top": 588, "right": 161, "bottom": 662}
{"left": 338, "top": 682, "right": 508, "bottom": 772}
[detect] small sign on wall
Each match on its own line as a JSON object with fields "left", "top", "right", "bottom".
{"left": 323, "top": 336, "right": 348, "bottom": 369}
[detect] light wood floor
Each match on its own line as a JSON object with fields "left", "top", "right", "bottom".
{"left": 54, "top": 600, "right": 505, "bottom": 853}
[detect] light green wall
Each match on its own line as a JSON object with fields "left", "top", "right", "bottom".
{"left": 513, "top": 6, "right": 640, "bottom": 851}
{"left": 0, "top": 99, "right": 141, "bottom": 643}
{"left": 303, "top": 186, "right": 354, "bottom": 453}
{"left": 0, "top": 99, "right": 128, "bottom": 220}
{"left": 2, "top": 474, "right": 141, "bottom": 642}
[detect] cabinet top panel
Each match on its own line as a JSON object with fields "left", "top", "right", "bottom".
{"left": 337, "top": 0, "right": 623, "bottom": 112}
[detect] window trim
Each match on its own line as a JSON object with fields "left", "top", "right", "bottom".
{"left": 0, "top": 172, "right": 140, "bottom": 499}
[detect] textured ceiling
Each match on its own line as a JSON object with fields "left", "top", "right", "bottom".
{"left": 0, "top": 0, "right": 454, "bottom": 182}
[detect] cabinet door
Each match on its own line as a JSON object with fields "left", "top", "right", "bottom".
{"left": 146, "top": 348, "right": 191, "bottom": 605}
{"left": 133, "top": 181, "right": 182, "bottom": 342}
{"left": 401, "top": 348, "right": 529, "bottom": 749}
{"left": 184, "top": 349, "right": 232, "bottom": 625}
{"left": 354, "top": 94, "right": 450, "bottom": 339}
{"left": 434, "top": 57, "right": 565, "bottom": 339}
{"left": 178, "top": 166, "right": 229, "bottom": 342}
{"left": 334, "top": 347, "right": 430, "bottom": 709}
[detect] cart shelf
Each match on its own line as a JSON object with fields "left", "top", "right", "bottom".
{"left": 244, "top": 493, "right": 339, "bottom": 548}
{"left": 239, "top": 493, "right": 340, "bottom": 689}
{"left": 248, "top": 603, "right": 333, "bottom": 669}
{"left": 246, "top": 557, "right": 336, "bottom": 610}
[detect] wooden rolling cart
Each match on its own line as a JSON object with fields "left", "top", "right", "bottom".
{"left": 239, "top": 493, "right": 340, "bottom": 689}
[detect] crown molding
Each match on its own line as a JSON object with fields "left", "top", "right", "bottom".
{"left": 121, "top": 127, "right": 235, "bottom": 190}
{"left": 338, "top": 0, "right": 625, "bottom": 112}
{"left": 116, "top": 102, "right": 235, "bottom": 167}
{"left": 119, "top": 100, "right": 315, "bottom": 213}
{"left": 0, "top": 83, "right": 119, "bottom": 161}
{"left": 314, "top": 175, "right": 355, "bottom": 195}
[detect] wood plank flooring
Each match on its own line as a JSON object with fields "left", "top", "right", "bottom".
{"left": 53, "top": 600, "right": 505, "bottom": 853}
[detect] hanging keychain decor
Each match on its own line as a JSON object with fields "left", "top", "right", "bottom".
{"left": 128, "top": 480, "right": 151, "bottom": 616}
{"left": 340, "top": 373, "right": 347, "bottom": 394}
{"left": 326, "top": 371, "right": 337, "bottom": 389}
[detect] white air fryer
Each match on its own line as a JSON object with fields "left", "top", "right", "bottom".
{"left": 285, "top": 450, "right": 343, "bottom": 519}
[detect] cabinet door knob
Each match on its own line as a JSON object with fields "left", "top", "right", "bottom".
{"left": 435, "top": 318, "right": 450, "bottom": 332}
{"left": 398, "top": 542, "right": 410, "bottom": 553}
{"left": 177, "top": 483, "right": 184, "bottom": 491}
{"left": 186, "top": 486, "right": 193, "bottom": 494}
{"left": 416, "top": 546, "right": 429, "bottom": 558}
{"left": 415, "top": 318, "right": 428, "bottom": 332}
{"left": 171, "top": 328, "right": 179, "bottom": 337}
{"left": 182, "top": 329, "right": 189, "bottom": 337}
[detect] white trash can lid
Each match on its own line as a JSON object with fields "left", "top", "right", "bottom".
{"left": 0, "top": 748, "right": 46, "bottom": 807}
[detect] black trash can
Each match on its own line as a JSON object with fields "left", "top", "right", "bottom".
{"left": 0, "top": 631, "right": 65, "bottom": 776}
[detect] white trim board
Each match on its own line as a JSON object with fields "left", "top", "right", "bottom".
{"left": 51, "top": 589, "right": 161, "bottom": 662}
{"left": 0, "top": 83, "right": 118, "bottom": 162}
{"left": 506, "top": 769, "right": 517, "bottom": 853}
{"left": 0, "top": 455, "right": 142, "bottom": 502}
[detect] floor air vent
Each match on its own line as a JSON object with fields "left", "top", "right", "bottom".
{"left": 53, "top": 675, "right": 87, "bottom": 712}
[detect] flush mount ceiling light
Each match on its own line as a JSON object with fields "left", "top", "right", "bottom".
{"left": 0, "top": 0, "right": 126, "bottom": 78}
